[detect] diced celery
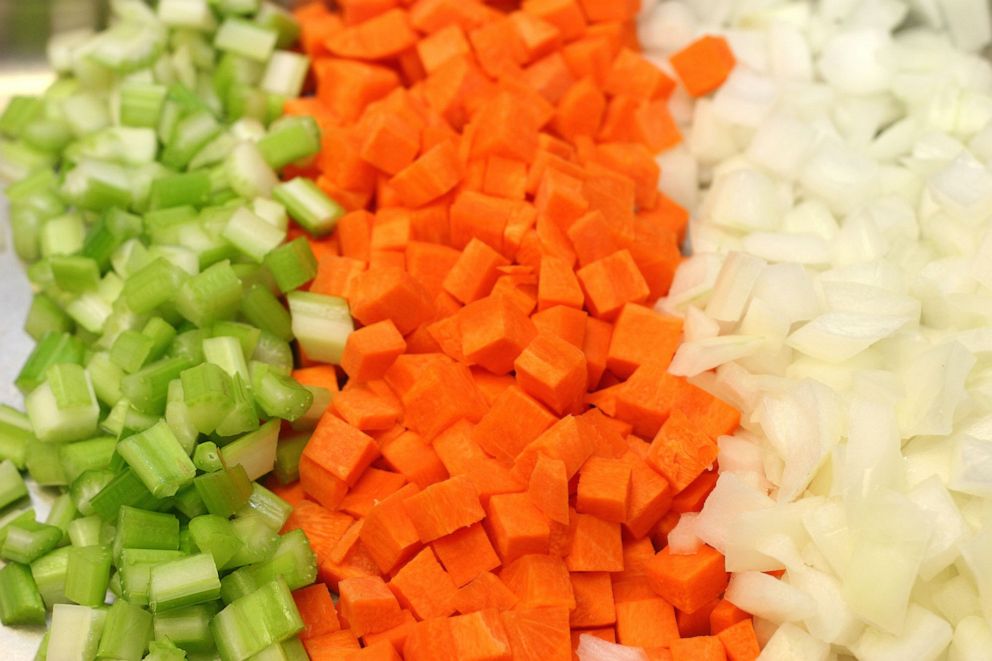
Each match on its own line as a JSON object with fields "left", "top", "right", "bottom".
{"left": 2, "top": 520, "right": 63, "bottom": 564}
{"left": 203, "top": 335, "right": 251, "bottom": 380}
{"left": 194, "top": 465, "right": 253, "bottom": 517}
{"left": 16, "top": 331, "right": 85, "bottom": 394}
{"left": 123, "top": 257, "right": 190, "bottom": 315}
{"left": 224, "top": 141, "right": 277, "bottom": 199}
{"left": 216, "top": 373, "right": 261, "bottom": 438}
{"left": 118, "top": 421, "right": 197, "bottom": 498}
{"left": 31, "top": 546, "right": 71, "bottom": 608}
{"left": 0, "top": 459, "right": 29, "bottom": 509}
{"left": 0, "top": 562, "right": 46, "bottom": 625}
{"left": 70, "top": 469, "right": 116, "bottom": 516}
{"left": 113, "top": 506, "right": 180, "bottom": 563}
{"left": 250, "top": 365, "right": 312, "bottom": 423}
{"left": 290, "top": 385, "right": 331, "bottom": 432}
{"left": 68, "top": 516, "right": 104, "bottom": 548}
{"left": 45, "top": 492, "right": 78, "bottom": 543}
{"left": 256, "top": 116, "right": 318, "bottom": 171}
{"left": 182, "top": 362, "right": 235, "bottom": 434}
{"left": 251, "top": 330, "right": 294, "bottom": 375}
{"left": 175, "top": 260, "right": 243, "bottom": 328}
{"left": 272, "top": 178, "right": 344, "bottom": 237}
{"left": 0, "top": 420, "right": 32, "bottom": 469}
{"left": 287, "top": 291, "right": 353, "bottom": 364}
{"left": 161, "top": 110, "right": 221, "bottom": 170}
{"left": 47, "top": 603, "right": 107, "bottom": 661}
{"left": 150, "top": 170, "right": 212, "bottom": 210}
{"left": 211, "top": 578, "right": 303, "bottom": 661}
{"left": 254, "top": 2, "right": 300, "bottom": 49}
{"left": 214, "top": 18, "right": 277, "bottom": 62}
{"left": 119, "top": 82, "right": 168, "bottom": 128}
{"left": 259, "top": 52, "right": 309, "bottom": 100}
{"left": 59, "top": 436, "right": 116, "bottom": 483}
{"left": 241, "top": 285, "right": 293, "bottom": 342}
{"left": 153, "top": 603, "right": 218, "bottom": 653}
{"left": 225, "top": 515, "right": 278, "bottom": 569}
{"left": 65, "top": 544, "right": 112, "bottom": 607}
{"left": 165, "top": 380, "right": 200, "bottom": 454}
{"left": 121, "top": 355, "right": 197, "bottom": 415}
{"left": 89, "top": 468, "right": 167, "bottom": 522}
{"left": 96, "top": 599, "right": 152, "bottom": 661}
{"left": 174, "top": 483, "right": 208, "bottom": 520}
{"left": 87, "top": 352, "right": 125, "bottom": 408}
{"left": 149, "top": 553, "right": 221, "bottom": 612}
{"left": 189, "top": 514, "right": 242, "bottom": 569}
{"left": 26, "top": 363, "right": 100, "bottom": 443}
{"left": 222, "top": 207, "right": 286, "bottom": 262}
{"left": 273, "top": 433, "right": 308, "bottom": 485}
{"left": 263, "top": 237, "right": 316, "bottom": 294}
{"left": 236, "top": 483, "right": 292, "bottom": 532}
{"left": 25, "top": 294, "right": 74, "bottom": 341}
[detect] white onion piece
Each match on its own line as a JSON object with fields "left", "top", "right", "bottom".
{"left": 949, "top": 615, "right": 992, "bottom": 661}
{"left": 575, "top": 635, "right": 648, "bottom": 661}
{"left": 787, "top": 312, "right": 910, "bottom": 363}
{"left": 694, "top": 472, "right": 774, "bottom": 554}
{"left": 666, "top": 512, "right": 703, "bottom": 555}
{"left": 817, "top": 29, "right": 893, "bottom": 96}
{"left": 937, "top": 0, "right": 992, "bottom": 52}
{"left": 850, "top": 605, "right": 952, "bottom": 661}
{"left": 726, "top": 571, "right": 816, "bottom": 623}
{"left": 757, "top": 622, "right": 830, "bottom": 661}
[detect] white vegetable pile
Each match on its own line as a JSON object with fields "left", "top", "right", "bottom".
{"left": 634, "top": 1, "right": 992, "bottom": 660}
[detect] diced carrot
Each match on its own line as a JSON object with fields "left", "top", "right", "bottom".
{"left": 294, "top": 583, "right": 342, "bottom": 639}
{"left": 500, "top": 554, "right": 574, "bottom": 610}
{"left": 316, "top": 58, "right": 400, "bottom": 123}
{"left": 471, "top": 368, "right": 517, "bottom": 405}
{"left": 500, "top": 606, "right": 572, "bottom": 661}
{"left": 363, "top": 610, "right": 417, "bottom": 654}
{"left": 606, "top": 304, "right": 683, "bottom": 378}
{"left": 709, "top": 599, "right": 751, "bottom": 635}
{"left": 351, "top": 266, "right": 436, "bottom": 335}
{"left": 615, "top": 597, "right": 680, "bottom": 649}
{"left": 332, "top": 383, "right": 403, "bottom": 431}
{"left": 647, "top": 409, "right": 719, "bottom": 493}
{"left": 461, "top": 296, "right": 539, "bottom": 375}
{"left": 404, "top": 241, "right": 460, "bottom": 298}
{"left": 645, "top": 545, "right": 729, "bottom": 614}
{"left": 606, "top": 48, "right": 675, "bottom": 100}
{"left": 560, "top": 37, "right": 613, "bottom": 85}
{"left": 522, "top": 0, "right": 585, "bottom": 41}
{"left": 566, "top": 210, "right": 623, "bottom": 269}
{"left": 303, "top": 630, "right": 362, "bottom": 660}
{"left": 267, "top": 475, "right": 310, "bottom": 509}
{"left": 522, "top": 52, "right": 576, "bottom": 105}
{"left": 282, "top": 499, "right": 353, "bottom": 559}
{"left": 469, "top": 17, "right": 527, "bottom": 79}
{"left": 486, "top": 492, "right": 552, "bottom": 563}
{"left": 380, "top": 430, "right": 450, "bottom": 489}
{"left": 341, "top": 320, "right": 408, "bottom": 384}
{"left": 293, "top": 365, "right": 341, "bottom": 395}
{"left": 537, "top": 256, "right": 584, "bottom": 311}
{"left": 673, "top": 383, "right": 741, "bottom": 440}
{"left": 453, "top": 571, "right": 520, "bottom": 614}
{"left": 537, "top": 169, "right": 588, "bottom": 234}
{"left": 575, "top": 250, "right": 649, "bottom": 320}
{"left": 564, "top": 511, "right": 622, "bottom": 572}
{"left": 670, "top": 636, "right": 728, "bottom": 661}
{"left": 341, "top": 468, "right": 407, "bottom": 518}
{"left": 471, "top": 385, "right": 556, "bottom": 462}
{"left": 338, "top": 211, "right": 375, "bottom": 262}
{"left": 716, "top": 619, "right": 760, "bottom": 661}
{"left": 443, "top": 237, "right": 511, "bottom": 304}
{"left": 326, "top": 8, "right": 417, "bottom": 61}
{"left": 417, "top": 24, "right": 471, "bottom": 74}
{"left": 483, "top": 156, "right": 529, "bottom": 201}
{"left": 339, "top": 575, "right": 403, "bottom": 636}
{"left": 331, "top": 518, "right": 364, "bottom": 566}
{"left": 346, "top": 639, "right": 403, "bottom": 661}
{"left": 368, "top": 249, "right": 407, "bottom": 269}
{"left": 401, "top": 361, "right": 489, "bottom": 440}
{"left": 569, "top": 572, "right": 615, "bottom": 628}
{"left": 389, "top": 547, "right": 458, "bottom": 619}
{"left": 404, "top": 616, "right": 458, "bottom": 661}
{"left": 594, "top": 142, "right": 660, "bottom": 210}
{"left": 359, "top": 483, "right": 423, "bottom": 574}
{"left": 531, "top": 305, "right": 586, "bottom": 351}
{"left": 514, "top": 415, "right": 597, "bottom": 482}
{"left": 383, "top": 353, "right": 453, "bottom": 397}
{"left": 445, "top": 609, "right": 513, "bottom": 661}
{"left": 409, "top": 0, "right": 491, "bottom": 34}
{"left": 304, "top": 412, "right": 381, "bottom": 486}
{"left": 527, "top": 455, "right": 569, "bottom": 526}
{"left": 300, "top": 455, "right": 350, "bottom": 511}
{"left": 678, "top": 598, "right": 720, "bottom": 638}
{"left": 514, "top": 332, "right": 587, "bottom": 416}
{"left": 403, "top": 474, "right": 485, "bottom": 543}
{"left": 612, "top": 362, "right": 686, "bottom": 438}
{"left": 310, "top": 256, "right": 366, "bottom": 302}
{"left": 431, "top": 522, "right": 501, "bottom": 588}
{"left": 670, "top": 35, "right": 736, "bottom": 97}
{"left": 670, "top": 470, "right": 719, "bottom": 515}
{"left": 390, "top": 139, "right": 464, "bottom": 208}
{"left": 360, "top": 109, "right": 421, "bottom": 176}
{"left": 553, "top": 77, "right": 606, "bottom": 143}
{"left": 575, "top": 456, "right": 631, "bottom": 523}
{"left": 580, "top": 316, "right": 612, "bottom": 390}
{"left": 622, "top": 458, "right": 673, "bottom": 539}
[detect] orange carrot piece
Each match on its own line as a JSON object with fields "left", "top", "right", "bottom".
{"left": 453, "top": 571, "right": 520, "bottom": 614}
{"left": 340, "top": 468, "right": 407, "bottom": 519}
{"left": 514, "top": 415, "right": 596, "bottom": 482}
{"left": 606, "top": 48, "right": 675, "bottom": 101}
{"left": 716, "top": 619, "right": 760, "bottom": 661}
{"left": 362, "top": 609, "right": 416, "bottom": 654}
{"left": 383, "top": 353, "right": 453, "bottom": 397}
{"left": 404, "top": 617, "right": 459, "bottom": 661}
{"left": 404, "top": 241, "right": 460, "bottom": 298}
{"left": 359, "top": 484, "right": 423, "bottom": 574}
{"left": 485, "top": 492, "right": 552, "bottom": 563}
{"left": 469, "top": 90, "right": 542, "bottom": 164}
{"left": 341, "top": 320, "right": 408, "bottom": 384}
{"left": 569, "top": 572, "right": 615, "bottom": 628}
{"left": 472, "top": 385, "right": 556, "bottom": 462}
{"left": 623, "top": 458, "right": 673, "bottom": 539}
{"left": 460, "top": 295, "right": 539, "bottom": 375}
{"left": 575, "top": 456, "right": 631, "bottom": 523}
{"left": 284, "top": 499, "right": 354, "bottom": 565}
{"left": 360, "top": 110, "right": 421, "bottom": 176}
{"left": 527, "top": 455, "right": 569, "bottom": 526}
{"left": 647, "top": 409, "right": 719, "bottom": 493}
{"left": 522, "top": 52, "right": 576, "bottom": 105}
{"left": 299, "top": 455, "right": 350, "bottom": 511}
{"left": 447, "top": 608, "right": 514, "bottom": 661}
{"left": 645, "top": 545, "right": 729, "bottom": 614}
{"left": 513, "top": 332, "right": 587, "bottom": 416}
{"left": 417, "top": 24, "right": 471, "bottom": 74}
{"left": 337, "top": 210, "right": 374, "bottom": 262}
{"left": 431, "top": 521, "right": 501, "bottom": 588}
{"left": 535, "top": 169, "right": 588, "bottom": 233}
{"left": 564, "top": 511, "right": 622, "bottom": 572}
{"left": 500, "top": 606, "right": 572, "bottom": 661}
{"left": 345, "top": 640, "right": 403, "bottom": 661}
{"left": 670, "top": 35, "right": 736, "bottom": 97}
{"left": 521, "top": 0, "right": 585, "bottom": 41}
{"left": 326, "top": 8, "right": 417, "bottom": 60}
{"left": 483, "top": 156, "right": 529, "bottom": 201}
{"left": 500, "top": 554, "right": 574, "bottom": 610}
{"left": 350, "top": 266, "right": 435, "bottom": 335}
{"left": 709, "top": 599, "right": 751, "bottom": 635}
{"left": 510, "top": 10, "right": 562, "bottom": 63}
{"left": 339, "top": 575, "right": 403, "bottom": 636}
{"left": 612, "top": 363, "right": 686, "bottom": 438}
{"left": 401, "top": 361, "right": 489, "bottom": 440}
{"left": 403, "top": 474, "right": 485, "bottom": 543}
{"left": 469, "top": 18, "right": 527, "bottom": 79}
{"left": 615, "top": 597, "right": 680, "bottom": 649}
{"left": 678, "top": 598, "right": 720, "bottom": 638}
{"left": 379, "top": 430, "right": 450, "bottom": 489}
{"left": 390, "top": 139, "right": 464, "bottom": 208}
{"left": 331, "top": 384, "right": 403, "bottom": 431}
{"left": 432, "top": 420, "right": 486, "bottom": 470}
{"left": 408, "top": 0, "right": 491, "bottom": 34}
{"left": 536, "top": 256, "right": 584, "bottom": 312}
{"left": 389, "top": 547, "right": 458, "bottom": 619}
{"left": 304, "top": 412, "right": 380, "bottom": 486}
{"left": 293, "top": 365, "right": 341, "bottom": 395}
{"left": 471, "top": 368, "right": 517, "bottom": 405}
{"left": 443, "top": 237, "right": 511, "bottom": 304}
{"left": 293, "top": 583, "right": 342, "bottom": 640}
{"left": 303, "top": 630, "right": 361, "bottom": 659}
{"left": 673, "top": 383, "right": 741, "bottom": 440}
{"left": 670, "top": 636, "right": 728, "bottom": 661}
{"left": 530, "top": 305, "right": 586, "bottom": 350}
{"left": 606, "top": 304, "right": 683, "bottom": 379}
{"left": 553, "top": 77, "right": 606, "bottom": 142}
{"left": 566, "top": 210, "right": 623, "bottom": 269}
{"left": 338, "top": 0, "right": 398, "bottom": 24}
{"left": 581, "top": 316, "right": 612, "bottom": 390}
{"left": 449, "top": 191, "right": 534, "bottom": 255}
{"left": 594, "top": 142, "right": 660, "bottom": 210}
{"left": 575, "top": 249, "right": 649, "bottom": 320}
{"left": 315, "top": 58, "right": 400, "bottom": 123}
{"left": 310, "top": 256, "right": 366, "bottom": 302}
{"left": 560, "top": 37, "right": 614, "bottom": 85}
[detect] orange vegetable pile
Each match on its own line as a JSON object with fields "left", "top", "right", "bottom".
{"left": 267, "top": 1, "right": 748, "bottom": 659}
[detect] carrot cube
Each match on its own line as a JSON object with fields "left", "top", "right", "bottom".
{"left": 283, "top": 500, "right": 354, "bottom": 559}
{"left": 311, "top": 255, "right": 366, "bottom": 300}
{"left": 535, "top": 167, "right": 588, "bottom": 230}
{"left": 514, "top": 332, "right": 587, "bottom": 415}
{"left": 360, "top": 110, "right": 421, "bottom": 176}
{"left": 332, "top": 384, "right": 403, "bottom": 431}
{"left": 339, "top": 575, "right": 403, "bottom": 636}
{"left": 483, "top": 155, "right": 528, "bottom": 201}
{"left": 299, "top": 455, "right": 349, "bottom": 511}
{"left": 401, "top": 361, "right": 489, "bottom": 440}
{"left": 500, "top": 606, "right": 572, "bottom": 661}
{"left": 453, "top": 571, "right": 520, "bottom": 614}
{"left": 607, "top": 304, "right": 684, "bottom": 378}
{"left": 449, "top": 609, "right": 514, "bottom": 661}
{"left": 576, "top": 249, "right": 650, "bottom": 320}
{"left": 341, "top": 468, "right": 407, "bottom": 519}
{"left": 553, "top": 76, "right": 606, "bottom": 142}
{"left": 417, "top": 24, "right": 471, "bottom": 73}
{"left": 389, "top": 547, "right": 458, "bottom": 619}
{"left": 379, "top": 430, "right": 449, "bottom": 489}
{"left": 615, "top": 597, "right": 680, "bottom": 648}
{"left": 315, "top": 58, "right": 399, "bottom": 123}
{"left": 582, "top": 316, "right": 612, "bottom": 389}
{"left": 674, "top": 383, "right": 741, "bottom": 440}
{"left": 613, "top": 363, "right": 685, "bottom": 438}
{"left": 303, "top": 630, "right": 361, "bottom": 659}
{"left": 403, "top": 474, "right": 485, "bottom": 542}
{"left": 527, "top": 455, "right": 569, "bottom": 525}
{"left": 362, "top": 610, "right": 416, "bottom": 654}
{"left": 443, "top": 238, "right": 511, "bottom": 304}
{"left": 606, "top": 48, "right": 676, "bottom": 101}
{"left": 531, "top": 307, "right": 586, "bottom": 353}
{"left": 537, "top": 256, "right": 584, "bottom": 311}
{"left": 566, "top": 209, "right": 623, "bottom": 268}
{"left": 432, "top": 522, "right": 501, "bottom": 587}
{"left": 645, "top": 545, "right": 729, "bottom": 614}
{"left": 716, "top": 619, "right": 760, "bottom": 661}
{"left": 403, "top": 616, "right": 457, "bottom": 661}
{"left": 564, "top": 511, "right": 622, "bottom": 572}
{"left": 486, "top": 492, "right": 551, "bottom": 562}
{"left": 575, "top": 456, "right": 631, "bottom": 523}
{"left": 569, "top": 572, "right": 615, "bottom": 628}
{"left": 359, "top": 484, "right": 423, "bottom": 574}
{"left": 460, "top": 295, "right": 538, "bottom": 375}
{"left": 670, "top": 35, "right": 736, "bottom": 97}
{"left": 514, "top": 415, "right": 597, "bottom": 481}
{"left": 405, "top": 241, "right": 460, "bottom": 298}
{"left": 346, "top": 640, "right": 403, "bottom": 660}
{"left": 325, "top": 8, "right": 417, "bottom": 60}
{"left": 341, "top": 320, "right": 407, "bottom": 385}
{"left": 521, "top": 0, "right": 585, "bottom": 41}
{"left": 390, "top": 140, "right": 464, "bottom": 208}
{"left": 678, "top": 599, "right": 720, "bottom": 638}
{"left": 303, "top": 412, "right": 380, "bottom": 486}
{"left": 670, "top": 636, "right": 728, "bottom": 661}
{"left": 623, "top": 457, "right": 673, "bottom": 539}
{"left": 384, "top": 354, "right": 454, "bottom": 396}
{"left": 647, "top": 409, "right": 719, "bottom": 493}
{"left": 709, "top": 599, "right": 751, "bottom": 634}
{"left": 293, "top": 583, "right": 341, "bottom": 639}
{"left": 500, "top": 553, "right": 574, "bottom": 611}
{"left": 351, "top": 266, "right": 436, "bottom": 335}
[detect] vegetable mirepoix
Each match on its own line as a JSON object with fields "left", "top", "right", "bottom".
{"left": 0, "top": 1, "right": 330, "bottom": 658}
{"left": 238, "top": 1, "right": 752, "bottom": 660}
